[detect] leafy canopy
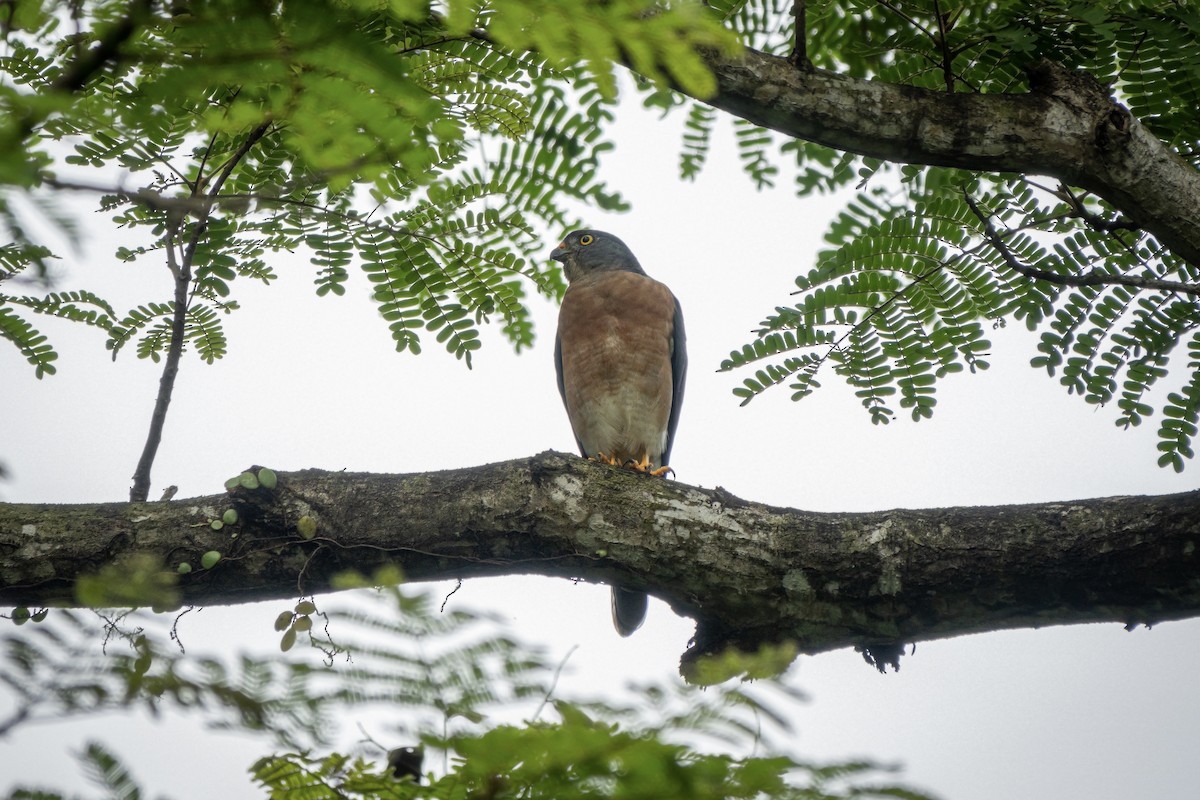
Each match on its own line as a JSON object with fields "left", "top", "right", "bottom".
{"left": 0, "top": 0, "right": 733, "bottom": 376}
{"left": 701, "top": 0, "right": 1200, "bottom": 471}
{"left": 2, "top": 0, "right": 1198, "bottom": 472}
{"left": 3, "top": 2, "right": 1196, "bottom": 794}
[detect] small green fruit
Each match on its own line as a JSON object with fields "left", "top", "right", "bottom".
{"left": 297, "top": 516, "right": 317, "bottom": 540}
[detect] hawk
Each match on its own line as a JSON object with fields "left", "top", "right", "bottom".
{"left": 551, "top": 229, "right": 687, "bottom": 636}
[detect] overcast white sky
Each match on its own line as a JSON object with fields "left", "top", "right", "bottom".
{"left": 2, "top": 81, "right": 1198, "bottom": 800}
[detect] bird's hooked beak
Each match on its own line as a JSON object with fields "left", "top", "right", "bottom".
{"left": 550, "top": 241, "right": 570, "bottom": 263}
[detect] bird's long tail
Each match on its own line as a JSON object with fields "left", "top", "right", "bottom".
{"left": 611, "top": 585, "right": 649, "bottom": 636}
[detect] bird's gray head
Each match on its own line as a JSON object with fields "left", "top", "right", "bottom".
{"left": 550, "top": 230, "right": 645, "bottom": 283}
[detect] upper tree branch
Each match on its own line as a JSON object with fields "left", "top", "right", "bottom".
{"left": 690, "top": 48, "right": 1200, "bottom": 268}
{"left": 2, "top": 452, "right": 1198, "bottom": 673}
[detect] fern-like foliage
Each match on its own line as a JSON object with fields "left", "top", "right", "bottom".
{"left": 2, "top": 583, "right": 934, "bottom": 800}
{"left": 0, "top": 304, "right": 56, "bottom": 377}
{"left": 4, "top": 0, "right": 1198, "bottom": 468}
{"left": 0, "top": 289, "right": 117, "bottom": 375}
{"left": 0, "top": 608, "right": 330, "bottom": 749}
{"left": 0, "top": 0, "right": 735, "bottom": 375}
{"left": 702, "top": 0, "right": 1200, "bottom": 469}
{"left": 77, "top": 742, "right": 140, "bottom": 800}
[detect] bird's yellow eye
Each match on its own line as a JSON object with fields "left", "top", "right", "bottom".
{"left": 579, "top": 234, "right": 594, "bottom": 246}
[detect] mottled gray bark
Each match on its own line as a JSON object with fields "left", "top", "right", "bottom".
{"left": 2, "top": 452, "right": 1198, "bottom": 671}
{"left": 698, "top": 49, "right": 1200, "bottom": 268}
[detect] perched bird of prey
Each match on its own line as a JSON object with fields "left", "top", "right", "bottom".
{"left": 551, "top": 229, "right": 687, "bottom": 636}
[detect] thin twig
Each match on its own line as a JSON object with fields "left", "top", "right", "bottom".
{"left": 788, "top": 0, "right": 808, "bottom": 67}
{"left": 440, "top": 579, "right": 463, "bottom": 612}
{"left": 874, "top": 0, "right": 934, "bottom": 39}
{"left": 1056, "top": 184, "right": 1140, "bottom": 233}
{"left": 932, "top": 0, "right": 955, "bottom": 92}
{"left": 128, "top": 216, "right": 188, "bottom": 502}
{"left": 1114, "top": 29, "right": 1149, "bottom": 85}
{"left": 531, "top": 644, "right": 578, "bottom": 723}
{"left": 127, "top": 121, "right": 273, "bottom": 501}
{"left": 40, "top": 176, "right": 251, "bottom": 214}
{"left": 963, "top": 190, "right": 1200, "bottom": 298}
{"left": 180, "top": 122, "right": 273, "bottom": 309}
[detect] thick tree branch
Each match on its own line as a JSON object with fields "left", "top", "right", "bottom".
{"left": 3, "top": 452, "right": 1198, "bottom": 672}
{"left": 694, "top": 48, "right": 1200, "bottom": 268}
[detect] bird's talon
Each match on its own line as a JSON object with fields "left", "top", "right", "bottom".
{"left": 621, "top": 453, "right": 655, "bottom": 474}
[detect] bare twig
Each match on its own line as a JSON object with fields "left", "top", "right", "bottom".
{"left": 874, "top": 0, "right": 934, "bottom": 40}
{"left": 440, "top": 579, "right": 463, "bottom": 612}
{"left": 128, "top": 217, "right": 188, "bottom": 502}
{"left": 788, "top": 0, "right": 808, "bottom": 67}
{"left": 40, "top": 176, "right": 249, "bottom": 215}
{"left": 1055, "top": 184, "right": 1140, "bottom": 233}
{"left": 531, "top": 644, "right": 578, "bottom": 722}
{"left": 963, "top": 190, "right": 1200, "bottom": 298}
{"left": 932, "top": 0, "right": 955, "bottom": 92}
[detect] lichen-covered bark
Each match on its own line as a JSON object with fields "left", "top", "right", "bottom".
{"left": 1, "top": 451, "right": 1198, "bottom": 670}
{"left": 695, "top": 50, "right": 1200, "bottom": 268}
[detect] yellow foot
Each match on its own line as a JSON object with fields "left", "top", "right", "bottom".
{"left": 621, "top": 453, "right": 674, "bottom": 479}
